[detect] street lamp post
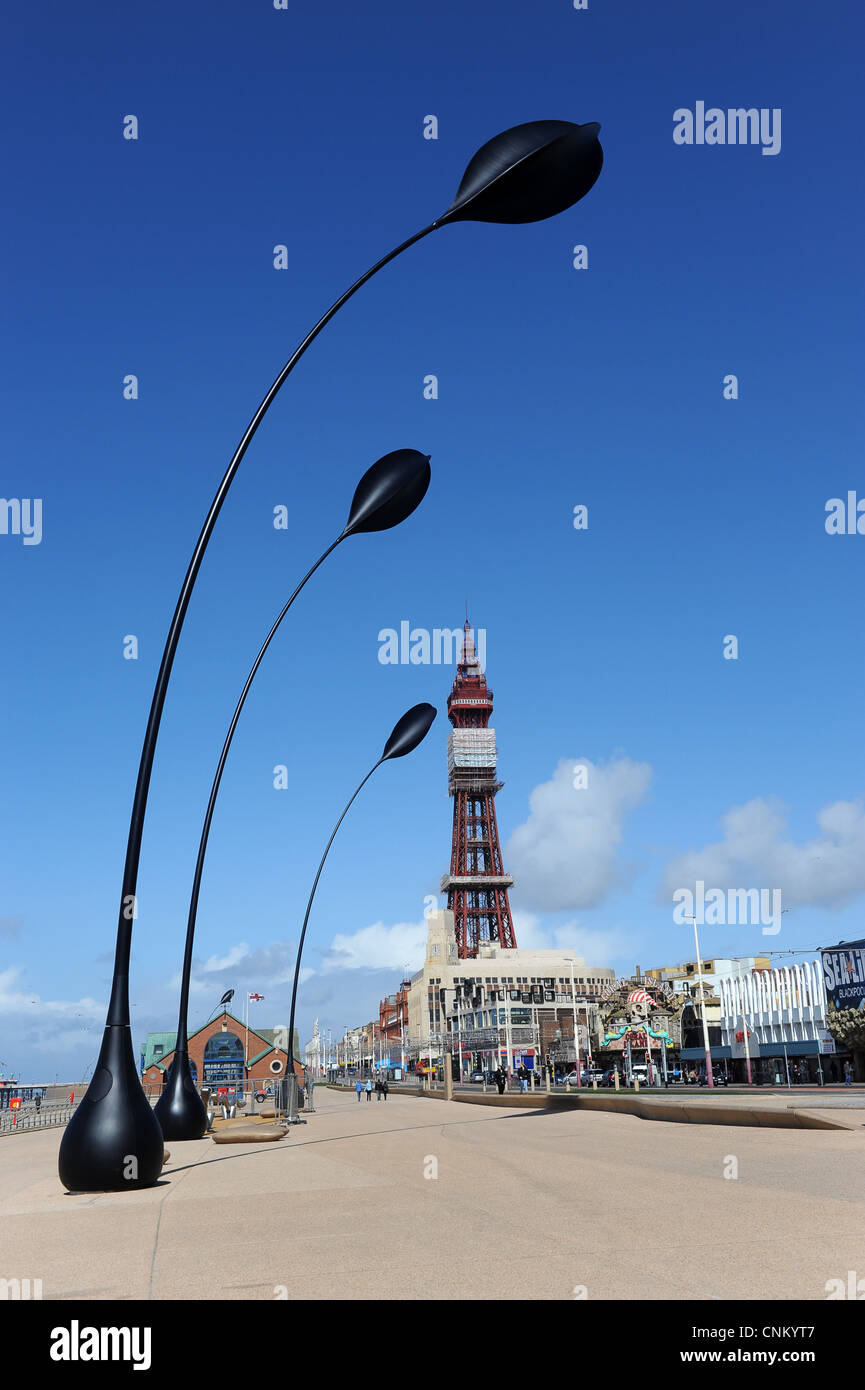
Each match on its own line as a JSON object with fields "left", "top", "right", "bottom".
{"left": 283, "top": 704, "right": 436, "bottom": 1120}
{"left": 564, "top": 958, "right": 581, "bottom": 1087}
{"left": 153, "top": 450, "right": 431, "bottom": 1141}
{"left": 736, "top": 959, "right": 754, "bottom": 1086}
{"left": 684, "top": 915, "right": 714, "bottom": 1088}
{"left": 58, "top": 117, "right": 603, "bottom": 1192}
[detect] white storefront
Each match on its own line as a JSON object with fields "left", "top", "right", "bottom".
{"left": 718, "top": 961, "right": 836, "bottom": 1076}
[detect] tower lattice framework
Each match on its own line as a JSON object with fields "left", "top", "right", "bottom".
{"left": 441, "top": 620, "right": 517, "bottom": 958}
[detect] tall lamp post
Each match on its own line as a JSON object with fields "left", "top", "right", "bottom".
{"left": 284, "top": 704, "right": 436, "bottom": 1120}
{"left": 154, "top": 449, "right": 431, "bottom": 1141}
{"left": 58, "top": 118, "right": 603, "bottom": 1193}
{"left": 563, "top": 957, "right": 582, "bottom": 1087}
{"left": 684, "top": 914, "right": 714, "bottom": 1088}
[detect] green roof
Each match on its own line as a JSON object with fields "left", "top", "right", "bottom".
{"left": 140, "top": 1017, "right": 299, "bottom": 1072}
{"left": 141, "top": 1033, "right": 177, "bottom": 1070}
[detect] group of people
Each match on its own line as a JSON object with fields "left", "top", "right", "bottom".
{"left": 354, "top": 1077, "right": 389, "bottom": 1102}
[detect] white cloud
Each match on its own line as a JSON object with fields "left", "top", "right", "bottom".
{"left": 513, "top": 911, "right": 635, "bottom": 968}
{"left": 662, "top": 797, "right": 865, "bottom": 908}
{"left": 506, "top": 756, "right": 652, "bottom": 912}
{"left": 0, "top": 967, "right": 102, "bottom": 1021}
{"left": 0, "top": 967, "right": 104, "bottom": 1057}
{"left": 321, "top": 920, "right": 427, "bottom": 974}
{"left": 200, "top": 942, "right": 251, "bottom": 973}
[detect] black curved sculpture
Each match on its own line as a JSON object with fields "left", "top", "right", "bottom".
{"left": 154, "top": 451, "right": 431, "bottom": 1141}
{"left": 285, "top": 704, "right": 438, "bottom": 1094}
{"left": 58, "top": 117, "right": 603, "bottom": 1193}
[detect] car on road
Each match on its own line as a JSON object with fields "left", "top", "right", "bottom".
{"left": 469, "top": 1071, "right": 486, "bottom": 1083}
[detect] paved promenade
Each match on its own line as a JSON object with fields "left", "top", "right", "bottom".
{"left": 2, "top": 1086, "right": 863, "bottom": 1301}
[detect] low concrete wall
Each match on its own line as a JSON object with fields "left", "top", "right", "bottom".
{"left": 398, "top": 1087, "right": 854, "bottom": 1130}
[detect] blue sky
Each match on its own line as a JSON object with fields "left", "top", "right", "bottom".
{"left": 2, "top": 1, "right": 862, "bottom": 1080}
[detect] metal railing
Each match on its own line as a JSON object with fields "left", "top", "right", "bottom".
{"left": 0, "top": 1103, "right": 78, "bottom": 1136}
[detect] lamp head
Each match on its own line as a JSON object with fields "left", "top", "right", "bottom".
{"left": 438, "top": 119, "right": 603, "bottom": 227}
{"left": 343, "top": 449, "right": 431, "bottom": 537}
{"left": 381, "top": 703, "right": 437, "bottom": 761}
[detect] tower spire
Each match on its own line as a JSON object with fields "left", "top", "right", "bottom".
{"left": 441, "top": 619, "right": 516, "bottom": 957}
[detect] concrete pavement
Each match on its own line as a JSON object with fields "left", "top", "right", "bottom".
{"left": 1, "top": 1085, "right": 863, "bottom": 1300}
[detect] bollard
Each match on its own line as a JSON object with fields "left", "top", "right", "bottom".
{"left": 613, "top": 1071, "right": 619, "bottom": 1092}
{"left": 592, "top": 1078, "right": 598, "bottom": 1091}
{"left": 545, "top": 1070, "right": 551, "bottom": 1094}
{"left": 565, "top": 1081, "right": 571, "bottom": 1093}
{"left": 633, "top": 1078, "right": 639, "bottom": 1092}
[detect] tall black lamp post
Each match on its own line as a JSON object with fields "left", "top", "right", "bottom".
{"left": 58, "top": 118, "right": 603, "bottom": 1193}
{"left": 283, "top": 703, "right": 437, "bottom": 1118}
{"left": 155, "top": 450, "right": 431, "bottom": 1141}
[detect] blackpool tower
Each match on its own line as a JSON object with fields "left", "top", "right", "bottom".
{"left": 441, "top": 620, "right": 517, "bottom": 958}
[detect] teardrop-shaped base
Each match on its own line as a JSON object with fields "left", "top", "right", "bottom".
{"left": 153, "top": 1051, "right": 208, "bottom": 1140}
{"left": 58, "top": 1024, "right": 165, "bottom": 1192}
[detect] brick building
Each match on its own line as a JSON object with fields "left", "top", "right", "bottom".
{"left": 377, "top": 980, "right": 410, "bottom": 1044}
{"left": 141, "top": 1010, "right": 301, "bottom": 1095}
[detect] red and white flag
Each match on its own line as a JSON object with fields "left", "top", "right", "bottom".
{"left": 248, "top": 992, "right": 265, "bottom": 1001}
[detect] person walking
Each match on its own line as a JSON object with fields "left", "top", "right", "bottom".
{"left": 355, "top": 1079, "right": 363, "bottom": 1102}
{"left": 844, "top": 1060, "right": 853, "bottom": 1087}
{"left": 365, "top": 1077, "right": 373, "bottom": 1101}
{"left": 382, "top": 1079, "right": 389, "bottom": 1101}
{"left": 375, "top": 1078, "right": 382, "bottom": 1102}
{"left": 494, "top": 1067, "right": 506, "bottom": 1095}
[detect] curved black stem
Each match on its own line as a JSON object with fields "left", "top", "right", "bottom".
{"left": 173, "top": 535, "right": 343, "bottom": 1057}
{"left": 106, "top": 221, "right": 438, "bottom": 1028}
{"left": 287, "top": 761, "right": 383, "bottom": 1071}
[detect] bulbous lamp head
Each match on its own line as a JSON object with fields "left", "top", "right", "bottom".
{"left": 343, "top": 449, "right": 431, "bottom": 537}
{"left": 439, "top": 119, "right": 603, "bottom": 226}
{"left": 381, "top": 702, "right": 437, "bottom": 761}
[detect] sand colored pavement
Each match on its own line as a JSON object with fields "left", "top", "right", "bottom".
{"left": 1, "top": 1085, "right": 863, "bottom": 1301}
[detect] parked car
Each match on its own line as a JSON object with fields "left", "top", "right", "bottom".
{"left": 699, "top": 1071, "right": 728, "bottom": 1086}
{"left": 469, "top": 1071, "right": 485, "bottom": 1083}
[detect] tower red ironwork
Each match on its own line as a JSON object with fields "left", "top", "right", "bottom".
{"left": 441, "top": 620, "right": 517, "bottom": 958}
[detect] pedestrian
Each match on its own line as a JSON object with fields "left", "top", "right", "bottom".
{"left": 382, "top": 1079, "right": 389, "bottom": 1101}
{"left": 375, "top": 1078, "right": 382, "bottom": 1102}
{"left": 365, "top": 1077, "right": 373, "bottom": 1101}
{"left": 355, "top": 1079, "right": 363, "bottom": 1102}
{"left": 494, "top": 1067, "right": 506, "bottom": 1095}
{"left": 844, "top": 1060, "right": 853, "bottom": 1087}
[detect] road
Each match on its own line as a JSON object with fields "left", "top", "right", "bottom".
{"left": 1, "top": 1085, "right": 862, "bottom": 1300}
